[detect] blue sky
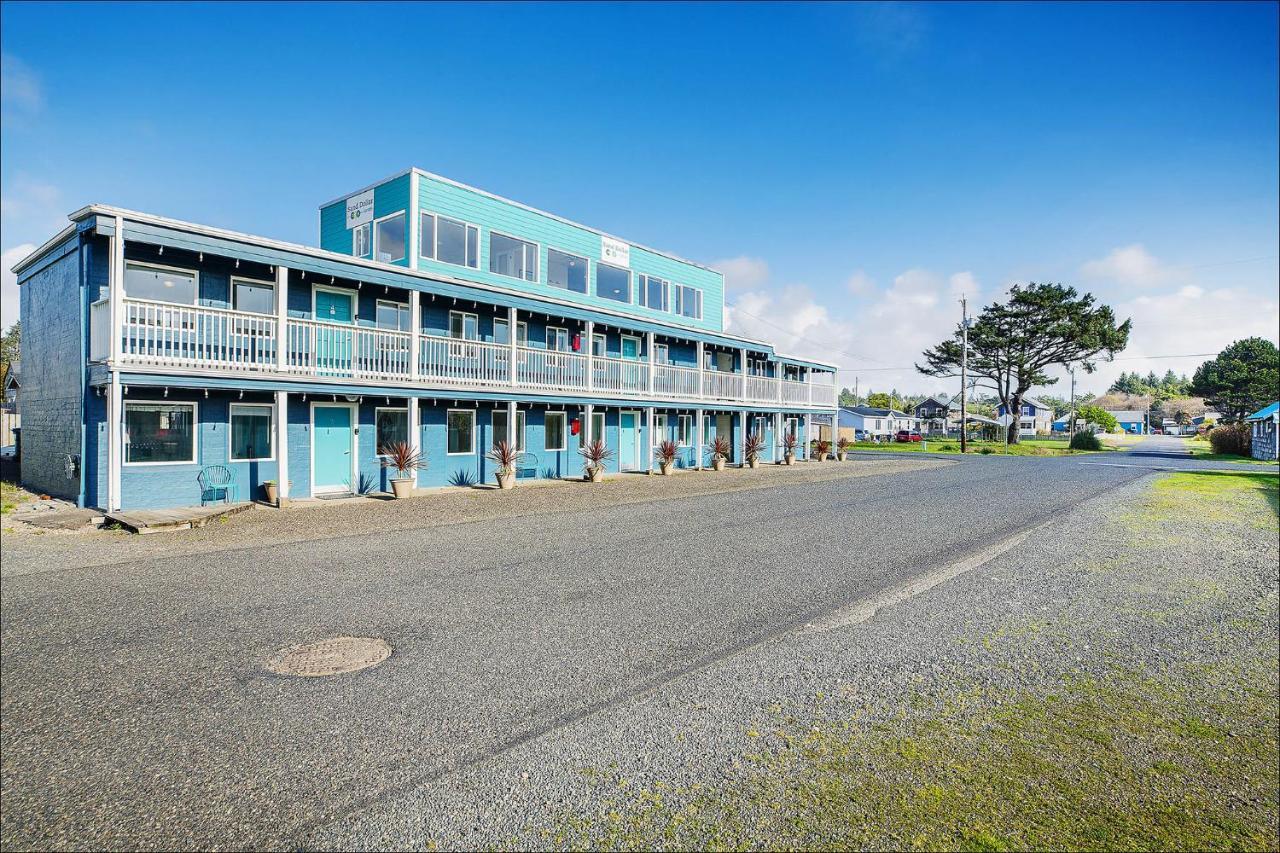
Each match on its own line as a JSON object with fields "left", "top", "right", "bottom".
{"left": 3, "top": 1, "right": 1276, "bottom": 395}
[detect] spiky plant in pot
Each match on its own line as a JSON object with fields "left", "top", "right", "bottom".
{"left": 655, "top": 439, "right": 680, "bottom": 475}
{"left": 836, "top": 437, "right": 851, "bottom": 461}
{"left": 709, "top": 435, "right": 732, "bottom": 471}
{"left": 814, "top": 438, "right": 831, "bottom": 461}
{"left": 743, "top": 431, "right": 766, "bottom": 468}
{"left": 485, "top": 440, "right": 525, "bottom": 490}
{"left": 780, "top": 431, "right": 798, "bottom": 465}
{"left": 380, "top": 441, "right": 425, "bottom": 499}
{"left": 578, "top": 438, "right": 615, "bottom": 483}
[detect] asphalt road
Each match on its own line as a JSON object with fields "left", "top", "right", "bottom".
{"left": 0, "top": 443, "right": 1270, "bottom": 849}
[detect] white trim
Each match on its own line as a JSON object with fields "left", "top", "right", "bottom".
{"left": 352, "top": 222, "right": 372, "bottom": 258}
{"left": 652, "top": 413, "right": 668, "bottom": 447}
{"left": 309, "top": 401, "right": 358, "bottom": 495}
{"left": 373, "top": 405, "right": 410, "bottom": 457}
{"left": 677, "top": 414, "right": 692, "bottom": 446}
{"left": 619, "top": 408, "right": 643, "bottom": 472}
{"left": 230, "top": 275, "right": 276, "bottom": 313}
{"left": 275, "top": 390, "right": 290, "bottom": 500}
{"left": 544, "top": 410, "right": 567, "bottom": 452}
{"left": 621, "top": 334, "right": 642, "bottom": 359}
{"left": 545, "top": 325, "right": 569, "bottom": 352}
{"left": 490, "top": 407, "right": 526, "bottom": 452}
{"left": 449, "top": 309, "right": 480, "bottom": 340}
{"left": 375, "top": 297, "right": 411, "bottom": 331}
{"left": 591, "top": 332, "right": 607, "bottom": 357}
{"left": 312, "top": 283, "right": 357, "bottom": 322}
{"left": 419, "top": 209, "right": 481, "bottom": 270}
{"left": 372, "top": 210, "right": 407, "bottom": 265}
{"left": 122, "top": 400, "right": 199, "bottom": 466}
{"left": 228, "top": 402, "right": 276, "bottom": 462}
{"left": 446, "top": 407, "right": 477, "bottom": 455}
{"left": 408, "top": 170, "right": 420, "bottom": 272}
{"left": 487, "top": 229, "right": 540, "bottom": 283}
{"left": 124, "top": 259, "right": 199, "bottom": 306}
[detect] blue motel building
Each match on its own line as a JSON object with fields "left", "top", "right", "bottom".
{"left": 14, "top": 168, "right": 839, "bottom": 511}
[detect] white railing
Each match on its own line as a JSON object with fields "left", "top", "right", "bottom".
{"left": 90, "top": 299, "right": 111, "bottom": 361}
{"left": 121, "top": 299, "right": 276, "bottom": 371}
{"left": 108, "top": 297, "right": 835, "bottom": 408}
{"left": 654, "top": 364, "right": 700, "bottom": 398}
{"left": 420, "top": 336, "right": 510, "bottom": 387}
{"left": 594, "top": 356, "right": 648, "bottom": 395}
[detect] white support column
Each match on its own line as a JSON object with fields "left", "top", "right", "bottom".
{"left": 107, "top": 372, "right": 123, "bottom": 511}
{"left": 647, "top": 332, "right": 656, "bottom": 395}
{"left": 776, "top": 361, "right": 784, "bottom": 404}
{"left": 645, "top": 406, "right": 655, "bottom": 473}
{"left": 508, "top": 306, "right": 518, "bottom": 387}
{"left": 584, "top": 403, "right": 594, "bottom": 445}
{"left": 739, "top": 347, "right": 748, "bottom": 401}
{"left": 774, "top": 411, "right": 783, "bottom": 462}
{"left": 696, "top": 341, "right": 705, "bottom": 400}
{"left": 407, "top": 394, "right": 421, "bottom": 460}
{"left": 695, "top": 408, "right": 704, "bottom": 470}
{"left": 109, "top": 215, "right": 125, "bottom": 364}
{"left": 275, "top": 390, "right": 289, "bottom": 505}
{"left": 507, "top": 399, "right": 516, "bottom": 448}
{"left": 275, "top": 265, "right": 289, "bottom": 372}
{"left": 584, "top": 320, "right": 595, "bottom": 393}
{"left": 409, "top": 290, "right": 421, "bottom": 382}
{"left": 737, "top": 410, "right": 746, "bottom": 467}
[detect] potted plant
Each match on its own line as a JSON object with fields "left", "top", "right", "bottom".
{"left": 578, "top": 438, "right": 615, "bottom": 483}
{"left": 709, "top": 435, "right": 731, "bottom": 471}
{"left": 814, "top": 438, "right": 831, "bottom": 462}
{"left": 780, "top": 432, "right": 798, "bottom": 465}
{"left": 485, "top": 439, "right": 525, "bottom": 490}
{"left": 836, "top": 437, "right": 850, "bottom": 462}
{"left": 262, "top": 480, "right": 279, "bottom": 505}
{"left": 655, "top": 439, "right": 680, "bottom": 475}
{"left": 743, "top": 431, "right": 765, "bottom": 469}
{"left": 380, "top": 441, "right": 425, "bottom": 499}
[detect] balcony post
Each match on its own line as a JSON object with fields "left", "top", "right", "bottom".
{"left": 106, "top": 371, "right": 123, "bottom": 512}
{"left": 584, "top": 320, "right": 594, "bottom": 393}
{"left": 774, "top": 411, "right": 783, "bottom": 462}
{"left": 109, "top": 214, "right": 125, "bottom": 364}
{"left": 739, "top": 347, "right": 747, "bottom": 400}
{"left": 695, "top": 408, "right": 704, "bottom": 470}
{"left": 777, "top": 362, "right": 784, "bottom": 404}
{"left": 646, "top": 332, "right": 656, "bottom": 396}
{"left": 409, "top": 290, "right": 420, "bottom": 382}
{"left": 696, "top": 341, "right": 705, "bottom": 399}
{"left": 507, "top": 399, "right": 516, "bottom": 448}
{"left": 584, "top": 402, "right": 594, "bottom": 446}
{"left": 646, "top": 406, "right": 655, "bottom": 473}
{"left": 274, "top": 265, "right": 289, "bottom": 372}
{"left": 407, "top": 395, "right": 420, "bottom": 469}
{"left": 508, "top": 306, "right": 518, "bottom": 387}
{"left": 275, "top": 390, "right": 289, "bottom": 505}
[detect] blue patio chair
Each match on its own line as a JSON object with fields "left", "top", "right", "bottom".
{"left": 198, "top": 465, "right": 239, "bottom": 505}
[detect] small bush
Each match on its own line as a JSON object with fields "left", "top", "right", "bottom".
{"left": 979, "top": 447, "right": 994, "bottom": 455}
{"left": 1069, "top": 430, "right": 1102, "bottom": 451}
{"left": 1208, "top": 423, "right": 1251, "bottom": 457}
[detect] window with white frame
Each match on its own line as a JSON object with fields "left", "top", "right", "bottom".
{"left": 591, "top": 333, "right": 607, "bottom": 357}
{"left": 753, "top": 416, "right": 767, "bottom": 440}
{"left": 653, "top": 414, "right": 668, "bottom": 447}
{"left": 232, "top": 277, "right": 274, "bottom": 314}
{"left": 230, "top": 404, "right": 273, "bottom": 461}
{"left": 673, "top": 284, "right": 702, "bottom": 320}
{"left": 374, "top": 212, "right": 406, "bottom": 263}
{"left": 449, "top": 311, "right": 479, "bottom": 340}
{"left": 547, "top": 248, "right": 588, "bottom": 294}
{"left": 489, "top": 232, "right": 538, "bottom": 281}
{"left": 544, "top": 411, "right": 566, "bottom": 451}
{"left": 678, "top": 415, "right": 692, "bottom": 445}
{"left": 581, "top": 411, "right": 606, "bottom": 446}
{"left": 375, "top": 408, "right": 409, "bottom": 454}
{"left": 638, "top": 275, "right": 669, "bottom": 311}
{"left": 124, "top": 402, "right": 196, "bottom": 464}
{"left": 421, "top": 212, "right": 479, "bottom": 269}
{"left": 597, "top": 262, "right": 630, "bottom": 303}
{"left": 493, "top": 318, "right": 528, "bottom": 345}
{"left": 353, "top": 223, "right": 371, "bottom": 257}
{"left": 125, "top": 262, "right": 197, "bottom": 305}
{"left": 447, "top": 410, "right": 475, "bottom": 455}
{"left": 655, "top": 343, "right": 669, "bottom": 364}
{"left": 546, "top": 326, "right": 570, "bottom": 352}
{"left": 375, "top": 300, "right": 411, "bottom": 331}
{"left": 491, "top": 409, "right": 526, "bottom": 451}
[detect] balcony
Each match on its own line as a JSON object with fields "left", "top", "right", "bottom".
{"left": 102, "top": 298, "right": 836, "bottom": 409}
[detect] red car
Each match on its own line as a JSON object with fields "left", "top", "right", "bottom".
{"left": 895, "top": 430, "right": 923, "bottom": 442}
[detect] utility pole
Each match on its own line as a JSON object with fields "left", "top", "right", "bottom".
{"left": 959, "top": 295, "right": 969, "bottom": 454}
{"left": 1068, "top": 365, "right": 1076, "bottom": 436}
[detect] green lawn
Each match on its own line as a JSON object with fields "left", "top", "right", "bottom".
{"left": 1185, "top": 438, "right": 1278, "bottom": 465}
{"left": 844, "top": 438, "right": 1109, "bottom": 457}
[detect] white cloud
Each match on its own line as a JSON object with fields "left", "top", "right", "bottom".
{"left": 1080, "top": 243, "right": 1179, "bottom": 287}
{"left": 845, "top": 269, "right": 875, "bottom": 295}
{"left": 1, "top": 54, "right": 43, "bottom": 114}
{"left": 1, "top": 244, "right": 36, "bottom": 332}
{"left": 712, "top": 255, "right": 770, "bottom": 292}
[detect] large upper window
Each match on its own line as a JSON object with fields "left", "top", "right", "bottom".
{"left": 232, "top": 278, "right": 274, "bottom": 314}
{"left": 124, "top": 402, "right": 196, "bottom": 464}
{"left": 125, "top": 263, "right": 197, "bottom": 305}
{"left": 597, "top": 263, "right": 630, "bottom": 303}
{"left": 374, "top": 212, "right": 406, "bottom": 263}
{"left": 489, "top": 232, "right": 538, "bottom": 282}
{"left": 421, "top": 212, "right": 479, "bottom": 269}
{"left": 230, "top": 404, "right": 273, "bottom": 461}
{"left": 547, "top": 248, "right": 588, "bottom": 294}
{"left": 447, "top": 409, "right": 475, "bottom": 455}
{"left": 375, "top": 408, "right": 409, "bottom": 454}
{"left": 674, "top": 285, "right": 703, "bottom": 320}
{"left": 639, "top": 275, "right": 669, "bottom": 312}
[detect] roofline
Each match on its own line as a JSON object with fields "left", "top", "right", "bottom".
{"left": 317, "top": 166, "right": 726, "bottom": 277}
{"left": 15, "top": 203, "right": 836, "bottom": 371}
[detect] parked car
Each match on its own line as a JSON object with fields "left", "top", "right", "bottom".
{"left": 895, "top": 430, "right": 923, "bottom": 442}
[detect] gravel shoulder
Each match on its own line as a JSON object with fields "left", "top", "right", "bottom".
{"left": 311, "top": 469, "right": 1280, "bottom": 850}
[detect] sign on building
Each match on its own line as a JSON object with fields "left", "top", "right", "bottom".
{"left": 601, "top": 235, "right": 630, "bottom": 268}
{"left": 345, "top": 190, "right": 375, "bottom": 229}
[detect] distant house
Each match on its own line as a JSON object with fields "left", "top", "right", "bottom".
{"left": 1245, "top": 403, "right": 1279, "bottom": 460}
{"left": 839, "top": 406, "right": 917, "bottom": 440}
{"left": 1192, "top": 412, "right": 1220, "bottom": 433}
{"left": 1107, "top": 410, "right": 1148, "bottom": 434}
{"left": 913, "top": 396, "right": 952, "bottom": 435}
{"left": 996, "top": 396, "right": 1054, "bottom": 436}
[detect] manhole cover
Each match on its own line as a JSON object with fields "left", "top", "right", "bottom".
{"left": 265, "top": 636, "right": 392, "bottom": 677}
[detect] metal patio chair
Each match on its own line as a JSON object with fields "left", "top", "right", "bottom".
{"left": 198, "top": 465, "right": 239, "bottom": 505}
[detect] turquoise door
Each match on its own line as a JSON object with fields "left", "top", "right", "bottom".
{"left": 619, "top": 411, "right": 639, "bottom": 471}
{"left": 621, "top": 336, "right": 640, "bottom": 360}
{"left": 314, "top": 289, "right": 354, "bottom": 375}
{"left": 313, "top": 405, "right": 353, "bottom": 493}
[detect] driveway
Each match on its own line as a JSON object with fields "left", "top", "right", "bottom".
{"left": 0, "top": 452, "right": 1270, "bottom": 848}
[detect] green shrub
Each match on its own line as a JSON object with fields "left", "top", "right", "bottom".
{"left": 1069, "top": 430, "right": 1102, "bottom": 451}
{"left": 1207, "top": 423, "right": 1251, "bottom": 457}
{"left": 979, "top": 447, "right": 994, "bottom": 455}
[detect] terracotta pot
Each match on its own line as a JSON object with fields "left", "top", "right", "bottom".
{"left": 263, "top": 482, "right": 278, "bottom": 505}
{"left": 836, "top": 451, "right": 846, "bottom": 461}
{"left": 589, "top": 466, "right": 605, "bottom": 483}
{"left": 712, "top": 457, "right": 726, "bottom": 471}
{"left": 496, "top": 471, "right": 516, "bottom": 490}
{"left": 784, "top": 453, "right": 795, "bottom": 466}
{"left": 390, "top": 477, "right": 414, "bottom": 499}
{"left": 659, "top": 461, "right": 674, "bottom": 476}
{"left": 748, "top": 458, "right": 759, "bottom": 469}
